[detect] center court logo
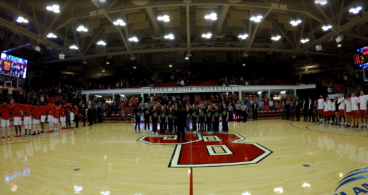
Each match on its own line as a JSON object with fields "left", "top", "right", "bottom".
{"left": 137, "top": 133, "right": 272, "bottom": 168}
{"left": 335, "top": 167, "right": 368, "bottom": 195}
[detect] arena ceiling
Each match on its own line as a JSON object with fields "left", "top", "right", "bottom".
{"left": 0, "top": 0, "right": 368, "bottom": 71}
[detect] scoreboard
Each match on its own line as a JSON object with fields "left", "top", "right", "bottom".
{"left": 354, "top": 46, "right": 368, "bottom": 65}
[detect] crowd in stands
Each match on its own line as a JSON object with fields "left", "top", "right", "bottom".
{"left": 84, "top": 71, "right": 153, "bottom": 90}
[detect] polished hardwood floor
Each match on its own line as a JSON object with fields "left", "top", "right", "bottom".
{"left": 0, "top": 119, "right": 367, "bottom": 195}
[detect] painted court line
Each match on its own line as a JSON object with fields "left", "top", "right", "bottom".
{"left": 190, "top": 167, "right": 193, "bottom": 195}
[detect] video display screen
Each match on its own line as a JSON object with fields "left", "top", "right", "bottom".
{"left": 353, "top": 46, "right": 368, "bottom": 66}
{"left": 0, "top": 53, "right": 27, "bottom": 78}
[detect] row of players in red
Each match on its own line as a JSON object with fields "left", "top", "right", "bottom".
{"left": 0, "top": 103, "right": 79, "bottom": 140}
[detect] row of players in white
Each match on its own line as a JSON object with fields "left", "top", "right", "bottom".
{"left": 1, "top": 111, "right": 75, "bottom": 140}
{"left": 317, "top": 91, "right": 368, "bottom": 128}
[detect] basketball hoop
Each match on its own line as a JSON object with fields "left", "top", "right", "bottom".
{"left": 7, "top": 86, "right": 13, "bottom": 94}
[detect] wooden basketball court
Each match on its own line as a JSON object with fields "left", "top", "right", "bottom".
{"left": 0, "top": 119, "right": 366, "bottom": 195}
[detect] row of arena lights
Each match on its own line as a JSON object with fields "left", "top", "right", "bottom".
{"left": 21, "top": 2, "right": 361, "bottom": 50}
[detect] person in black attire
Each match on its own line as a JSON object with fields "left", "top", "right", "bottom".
{"left": 167, "top": 107, "right": 174, "bottom": 134}
{"left": 87, "top": 105, "right": 93, "bottom": 126}
{"left": 308, "top": 99, "right": 313, "bottom": 122}
{"left": 150, "top": 106, "right": 159, "bottom": 135}
{"left": 252, "top": 102, "right": 258, "bottom": 120}
{"left": 74, "top": 105, "right": 79, "bottom": 128}
{"left": 173, "top": 106, "right": 178, "bottom": 134}
{"left": 198, "top": 105, "right": 205, "bottom": 133}
{"left": 302, "top": 99, "right": 307, "bottom": 121}
{"left": 285, "top": 101, "right": 290, "bottom": 120}
{"left": 175, "top": 103, "right": 187, "bottom": 143}
{"left": 185, "top": 107, "right": 191, "bottom": 133}
{"left": 205, "top": 105, "right": 213, "bottom": 133}
{"left": 221, "top": 104, "right": 229, "bottom": 132}
{"left": 211, "top": 96, "right": 217, "bottom": 104}
{"left": 97, "top": 103, "right": 102, "bottom": 123}
{"left": 134, "top": 106, "right": 142, "bottom": 133}
{"left": 92, "top": 104, "right": 97, "bottom": 124}
{"left": 143, "top": 103, "right": 150, "bottom": 132}
{"left": 295, "top": 101, "right": 301, "bottom": 121}
{"left": 81, "top": 103, "right": 87, "bottom": 127}
{"left": 159, "top": 106, "right": 167, "bottom": 134}
{"left": 227, "top": 103, "right": 234, "bottom": 122}
{"left": 212, "top": 106, "right": 220, "bottom": 133}
{"left": 191, "top": 107, "right": 198, "bottom": 134}
{"left": 313, "top": 100, "right": 318, "bottom": 123}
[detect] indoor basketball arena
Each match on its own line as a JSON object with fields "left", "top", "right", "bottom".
{"left": 0, "top": 0, "right": 368, "bottom": 194}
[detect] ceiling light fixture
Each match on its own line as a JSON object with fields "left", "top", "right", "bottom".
{"left": 337, "top": 44, "right": 342, "bottom": 47}
{"left": 133, "top": 66, "right": 136, "bottom": 69}
{"left": 46, "top": 32, "right": 57, "bottom": 38}
{"left": 238, "top": 33, "right": 249, "bottom": 40}
{"left": 157, "top": 14, "right": 170, "bottom": 22}
{"left": 16, "top": 16, "right": 28, "bottom": 24}
{"left": 113, "top": 19, "right": 126, "bottom": 26}
{"left": 300, "top": 38, "right": 310, "bottom": 43}
{"left": 204, "top": 12, "right": 217, "bottom": 21}
{"left": 102, "top": 69, "right": 105, "bottom": 72}
{"left": 128, "top": 36, "right": 138, "bottom": 42}
{"left": 250, "top": 14, "right": 263, "bottom": 23}
{"left": 201, "top": 32, "right": 212, "bottom": 39}
{"left": 243, "top": 64, "right": 246, "bottom": 66}
{"left": 185, "top": 56, "right": 189, "bottom": 60}
{"left": 322, "top": 24, "right": 332, "bottom": 31}
{"left": 290, "top": 18, "right": 302, "bottom": 26}
{"left": 46, "top": 4, "right": 60, "bottom": 13}
{"left": 164, "top": 33, "right": 175, "bottom": 40}
{"left": 99, "top": 0, "right": 106, "bottom": 2}
{"left": 106, "top": 61, "right": 109, "bottom": 64}
{"left": 76, "top": 25, "right": 88, "bottom": 32}
{"left": 69, "top": 44, "right": 78, "bottom": 50}
{"left": 349, "top": 6, "right": 363, "bottom": 14}
{"left": 97, "top": 40, "right": 106, "bottom": 46}
{"left": 271, "top": 35, "right": 281, "bottom": 41}
{"left": 169, "top": 64, "right": 172, "bottom": 67}
{"left": 315, "top": 0, "right": 327, "bottom": 5}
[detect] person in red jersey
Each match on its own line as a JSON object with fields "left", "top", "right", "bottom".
{"left": 0, "top": 102, "right": 17, "bottom": 140}
{"left": 65, "top": 104, "right": 74, "bottom": 129}
{"left": 51, "top": 103, "right": 61, "bottom": 131}
{"left": 28, "top": 108, "right": 41, "bottom": 135}
{"left": 44, "top": 103, "right": 54, "bottom": 132}
{"left": 59, "top": 106, "right": 67, "bottom": 130}
{"left": 8, "top": 103, "right": 24, "bottom": 137}
{"left": 44, "top": 104, "right": 55, "bottom": 133}
{"left": 33, "top": 103, "right": 47, "bottom": 133}
{"left": 18, "top": 104, "right": 33, "bottom": 136}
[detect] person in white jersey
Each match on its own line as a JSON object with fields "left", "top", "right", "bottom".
{"left": 359, "top": 90, "right": 368, "bottom": 129}
{"left": 351, "top": 92, "right": 360, "bottom": 128}
{"left": 345, "top": 96, "right": 352, "bottom": 128}
{"left": 323, "top": 99, "right": 328, "bottom": 124}
{"left": 317, "top": 95, "right": 324, "bottom": 123}
{"left": 337, "top": 93, "right": 345, "bottom": 127}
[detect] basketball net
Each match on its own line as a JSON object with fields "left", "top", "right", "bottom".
{"left": 7, "top": 86, "right": 13, "bottom": 94}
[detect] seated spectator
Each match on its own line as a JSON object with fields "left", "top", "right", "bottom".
{"left": 176, "top": 80, "right": 181, "bottom": 86}
{"left": 116, "top": 82, "right": 120, "bottom": 89}
{"left": 268, "top": 98, "right": 274, "bottom": 110}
